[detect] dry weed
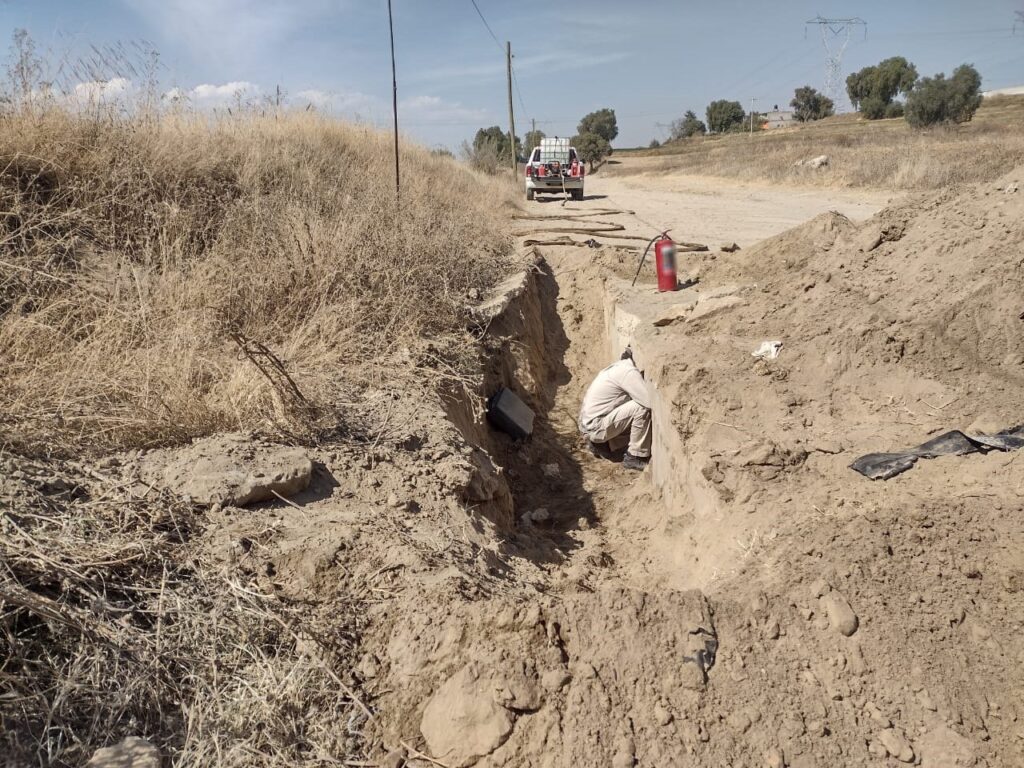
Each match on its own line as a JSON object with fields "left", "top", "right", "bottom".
{"left": 0, "top": 457, "right": 369, "bottom": 766}
{"left": 620, "top": 96, "right": 1024, "bottom": 190}
{"left": 0, "top": 108, "right": 520, "bottom": 457}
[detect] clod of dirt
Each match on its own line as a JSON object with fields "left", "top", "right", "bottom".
{"left": 140, "top": 433, "right": 313, "bottom": 506}
{"left": 878, "top": 728, "right": 915, "bottom": 762}
{"left": 86, "top": 737, "right": 160, "bottom": 768}
{"left": 918, "top": 725, "right": 977, "bottom": 767}
{"left": 419, "top": 662, "right": 516, "bottom": 767}
{"left": 819, "top": 591, "right": 859, "bottom": 636}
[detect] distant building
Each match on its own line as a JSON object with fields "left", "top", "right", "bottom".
{"left": 762, "top": 106, "right": 795, "bottom": 129}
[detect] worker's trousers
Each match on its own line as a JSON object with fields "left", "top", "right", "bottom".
{"left": 581, "top": 400, "right": 652, "bottom": 458}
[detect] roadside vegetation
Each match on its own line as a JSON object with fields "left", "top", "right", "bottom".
{"left": 2, "top": 107, "right": 518, "bottom": 458}
{"left": 468, "top": 106, "right": 619, "bottom": 173}
{"left": 617, "top": 94, "right": 1024, "bottom": 190}
{"left": 1, "top": 29, "right": 521, "bottom": 766}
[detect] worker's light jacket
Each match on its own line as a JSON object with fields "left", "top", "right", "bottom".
{"left": 578, "top": 358, "right": 651, "bottom": 431}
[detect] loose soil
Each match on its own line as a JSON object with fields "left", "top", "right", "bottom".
{"left": 5, "top": 164, "right": 1023, "bottom": 767}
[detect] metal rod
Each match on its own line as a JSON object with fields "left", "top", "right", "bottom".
{"left": 387, "top": 0, "right": 400, "bottom": 201}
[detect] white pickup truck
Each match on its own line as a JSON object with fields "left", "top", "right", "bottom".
{"left": 524, "top": 137, "right": 584, "bottom": 201}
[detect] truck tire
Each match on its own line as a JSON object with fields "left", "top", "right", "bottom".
{"left": 526, "top": 189, "right": 535, "bottom": 201}
{"left": 572, "top": 189, "right": 584, "bottom": 201}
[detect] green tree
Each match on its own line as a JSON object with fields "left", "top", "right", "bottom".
{"left": 847, "top": 56, "right": 917, "bottom": 118}
{"left": 472, "top": 125, "right": 520, "bottom": 158}
{"left": 464, "top": 126, "right": 522, "bottom": 172}
{"left": 577, "top": 108, "right": 618, "bottom": 142}
{"left": 648, "top": 138, "right": 661, "bottom": 149}
{"left": 670, "top": 110, "right": 707, "bottom": 139}
{"left": 790, "top": 86, "right": 835, "bottom": 122}
{"left": 904, "top": 64, "right": 983, "bottom": 128}
{"left": 522, "top": 129, "right": 546, "bottom": 154}
{"left": 705, "top": 100, "right": 745, "bottom": 133}
{"left": 573, "top": 132, "right": 612, "bottom": 172}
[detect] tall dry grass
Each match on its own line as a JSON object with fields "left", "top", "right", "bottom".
{"left": 0, "top": 104, "right": 521, "bottom": 767}
{"left": 615, "top": 95, "right": 1024, "bottom": 190}
{"left": 1, "top": 107, "right": 520, "bottom": 457}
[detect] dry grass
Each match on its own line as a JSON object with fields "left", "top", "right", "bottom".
{"left": 615, "top": 95, "right": 1024, "bottom": 190}
{"left": 0, "top": 107, "right": 520, "bottom": 457}
{"left": 0, "top": 457, "right": 369, "bottom": 767}
{"left": 0, "top": 105, "right": 521, "bottom": 767}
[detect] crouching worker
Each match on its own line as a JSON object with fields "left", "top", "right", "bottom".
{"left": 578, "top": 348, "right": 651, "bottom": 471}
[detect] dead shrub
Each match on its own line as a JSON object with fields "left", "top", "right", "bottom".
{"left": 0, "top": 108, "right": 521, "bottom": 456}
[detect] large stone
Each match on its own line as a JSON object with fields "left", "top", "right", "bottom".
{"left": 141, "top": 434, "right": 313, "bottom": 506}
{"left": 420, "top": 662, "right": 515, "bottom": 767}
{"left": 86, "top": 737, "right": 160, "bottom": 768}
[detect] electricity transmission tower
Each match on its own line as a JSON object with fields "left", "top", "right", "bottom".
{"left": 805, "top": 16, "right": 867, "bottom": 111}
{"left": 1014, "top": 10, "right": 1024, "bottom": 34}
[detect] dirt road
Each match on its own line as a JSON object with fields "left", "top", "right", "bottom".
{"left": 534, "top": 157, "right": 895, "bottom": 247}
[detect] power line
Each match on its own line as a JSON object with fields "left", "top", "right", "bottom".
{"left": 469, "top": 0, "right": 503, "bottom": 52}
{"left": 510, "top": 64, "right": 527, "bottom": 114}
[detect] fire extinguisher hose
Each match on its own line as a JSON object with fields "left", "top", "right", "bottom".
{"left": 631, "top": 231, "right": 670, "bottom": 287}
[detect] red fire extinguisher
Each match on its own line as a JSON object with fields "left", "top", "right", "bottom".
{"left": 654, "top": 234, "right": 677, "bottom": 292}
{"left": 631, "top": 230, "right": 679, "bottom": 292}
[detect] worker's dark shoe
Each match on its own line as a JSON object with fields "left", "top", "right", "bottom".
{"left": 587, "top": 440, "right": 614, "bottom": 460}
{"left": 622, "top": 452, "right": 650, "bottom": 471}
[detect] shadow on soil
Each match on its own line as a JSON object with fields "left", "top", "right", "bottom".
{"left": 486, "top": 259, "right": 597, "bottom": 566}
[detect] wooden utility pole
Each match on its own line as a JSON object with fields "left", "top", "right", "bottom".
{"left": 387, "top": 0, "right": 400, "bottom": 200}
{"left": 506, "top": 41, "right": 517, "bottom": 175}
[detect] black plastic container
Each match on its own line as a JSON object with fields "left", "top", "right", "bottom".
{"left": 486, "top": 388, "right": 534, "bottom": 440}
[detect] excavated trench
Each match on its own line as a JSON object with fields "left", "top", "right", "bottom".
{"left": 395, "top": 248, "right": 743, "bottom": 766}
{"left": 449, "top": 245, "right": 748, "bottom": 591}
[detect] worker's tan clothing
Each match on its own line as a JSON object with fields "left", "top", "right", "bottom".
{"left": 578, "top": 359, "right": 652, "bottom": 458}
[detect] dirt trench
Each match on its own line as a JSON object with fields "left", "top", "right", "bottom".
{"left": 360, "top": 248, "right": 744, "bottom": 768}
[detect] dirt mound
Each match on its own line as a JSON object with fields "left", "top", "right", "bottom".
{"left": 578, "top": 166, "right": 1024, "bottom": 766}
{"left": 372, "top": 587, "right": 716, "bottom": 767}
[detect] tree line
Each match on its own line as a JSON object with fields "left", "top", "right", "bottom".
{"left": 465, "top": 108, "right": 618, "bottom": 173}
{"left": 661, "top": 56, "right": 983, "bottom": 144}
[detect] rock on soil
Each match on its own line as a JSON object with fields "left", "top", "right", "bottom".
{"left": 86, "top": 737, "right": 160, "bottom": 768}
{"left": 819, "top": 591, "right": 858, "bottom": 636}
{"left": 420, "top": 662, "right": 516, "bottom": 767}
{"left": 140, "top": 433, "right": 313, "bottom": 506}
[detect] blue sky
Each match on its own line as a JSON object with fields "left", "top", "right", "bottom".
{"left": 3, "top": 0, "right": 1023, "bottom": 148}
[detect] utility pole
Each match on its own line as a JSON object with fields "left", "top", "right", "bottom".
{"left": 750, "top": 97, "right": 757, "bottom": 136}
{"left": 506, "top": 41, "right": 517, "bottom": 175}
{"left": 805, "top": 16, "right": 867, "bottom": 111}
{"left": 387, "top": 0, "right": 400, "bottom": 201}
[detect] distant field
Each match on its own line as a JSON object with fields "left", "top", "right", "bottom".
{"left": 614, "top": 95, "right": 1024, "bottom": 190}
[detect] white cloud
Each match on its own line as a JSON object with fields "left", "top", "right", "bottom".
{"left": 162, "top": 81, "right": 261, "bottom": 108}
{"left": 293, "top": 88, "right": 376, "bottom": 114}
{"left": 400, "top": 94, "right": 488, "bottom": 124}
{"left": 72, "top": 77, "right": 132, "bottom": 103}
{"left": 123, "top": 0, "right": 340, "bottom": 70}
{"left": 412, "top": 50, "right": 632, "bottom": 86}
{"left": 191, "top": 81, "right": 261, "bottom": 104}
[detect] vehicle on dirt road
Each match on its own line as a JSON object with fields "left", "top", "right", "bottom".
{"left": 525, "top": 137, "right": 584, "bottom": 201}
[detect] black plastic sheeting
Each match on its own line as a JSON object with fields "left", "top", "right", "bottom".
{"left": 851, "top": 425, "right": 1024, "bottom": 480}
